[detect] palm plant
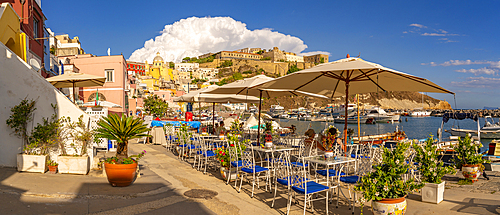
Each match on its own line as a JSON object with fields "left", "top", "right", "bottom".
{"left": 95, "top": 114, "right": 150, "bottom": 163}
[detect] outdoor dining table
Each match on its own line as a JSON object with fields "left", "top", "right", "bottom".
{"left": 253, "top": 146, "right": 296, "bottom": 170}
{"left": 303, "top": 155, "right": 356, "bottom": 186}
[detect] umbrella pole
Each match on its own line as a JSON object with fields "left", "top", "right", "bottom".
{"left": 344, "top": 81, "right": 349, "bottom": 154}
{"left": 199, "top": 100, "right": 202, "bottom": 133}
{"left": 212, "top": 102, "right": 215, "bottom": 135}
{"left": 73, "top": 82, "right": 76, "bottom": 104}
{"left": 257, "top": 90, "right": 262, "bottom": 146}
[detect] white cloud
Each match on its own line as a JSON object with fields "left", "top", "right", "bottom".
{"left": 410, "top": 24, "right": 426, "bottom": 28}
{"left": 455, "top": 68, "right": 498, "bottom": 75}
{"left": 421, "top": 33, "right": 446, "bottom": 36}
{"left": 298, "top": 51, "right": 331, "bottom": 56}
{"left": 128, "top": 17, "right": 311, "bottom": 63}
{"left": 451, "top": 77, "right": 500, "bottom": 88}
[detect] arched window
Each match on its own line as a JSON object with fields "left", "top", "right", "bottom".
{"left": 88, "top": 92, "right": 107, "bottom": 101}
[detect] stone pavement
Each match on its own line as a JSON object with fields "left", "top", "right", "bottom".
{"left": 0, "top": 142, "right": 499, "bottom": 214}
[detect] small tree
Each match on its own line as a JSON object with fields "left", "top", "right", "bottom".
{"left": 6, "top": 97, "right": 37, "bottom": 150}
{"left": 287, "top": 64, "right": 302, "bottom": 74}
{"left": 144, "top": 95, "right": 169, "bottom": 117}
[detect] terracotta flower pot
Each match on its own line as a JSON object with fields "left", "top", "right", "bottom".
{"left": 104, "top": 162, "right": 138, "bottom": 187}
{"left": 48, "top": 165, "right": 58, "bottom": 174}
{"left": 372, "top": 197, "right": 407, "bottom": 215}
{"left": 462, "top": 164, "right": 481, "bottom": 182}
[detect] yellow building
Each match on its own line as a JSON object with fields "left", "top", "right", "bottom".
{"left": 0, "top": 3, "right": 27, "bottom": 61}
{"left": 145, "top": 52, "right": 171, "bottom": 81}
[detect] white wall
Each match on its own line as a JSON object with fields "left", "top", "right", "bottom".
{"left": 0, "top": 42, "right": 89, "bottom": 167}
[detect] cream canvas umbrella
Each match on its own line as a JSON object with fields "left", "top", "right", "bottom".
{"left": 207, "top": 75, "right": 329, "bottom": 145}
{"left": 255, "top": 57, "right": 454, "bottom": 147}
{"left": 46, "top": 73, "right": 106, "bottom": 103}
{"left": 173, "top": 85, "right": 260, "bottom": 133}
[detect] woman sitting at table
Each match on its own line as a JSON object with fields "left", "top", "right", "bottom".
{"left": 304, "top": 129, "right": 326, "bottom": 155}
{"left": 322, "top": 127, "right": 344, "bottom": 152}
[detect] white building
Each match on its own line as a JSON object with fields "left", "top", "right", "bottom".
{"left": 175, "top": 63, "right": 199, "bottom": 72}
{"left": 285, "top": 53, "right": 304, "bottom": 62}
{"left": 193, "top": 68, "right": 219, "bottom": 80}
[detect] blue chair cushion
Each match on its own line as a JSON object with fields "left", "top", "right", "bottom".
{"left": 241, "top": 165, "right": 269, "bottom": 173}
{"left": 340, "top": 175, "right": 361, "bottom": 184}
{"left": 316, "top": 169, "right": 345, "bottom": 177}
{"left": 231, "top": 161, "right": 242, "bottom": 167}
{"left": 292, "top": 181, "right": 329, "bottom": 194}
{"left": 291, "top": 162, "right": 308, "bottom": 167}
{"left": 277, "top": 176, "right": 307, "bottom": 186}
{"left": 197, "top": 151, "right": 215, "bottom": 157}
{"left": 350, "top": 154, "right": 370, "bottom": 159}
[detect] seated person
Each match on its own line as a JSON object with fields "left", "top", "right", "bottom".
{"left": 304, "top": 129, "right": 326, "bottom": 153}
{"left": 216, "top": 121, "right": 226, "bottom": 135}
{"left": 321, "top": 127, "right": 344, "bottom": 151}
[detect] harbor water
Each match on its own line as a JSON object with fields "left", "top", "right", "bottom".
{"left": 277, "top": 116, "right": 494, "bottom": 153}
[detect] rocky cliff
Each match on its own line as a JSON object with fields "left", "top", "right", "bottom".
{"left": 261, "top": 91, "right": 451, "bottom": 111}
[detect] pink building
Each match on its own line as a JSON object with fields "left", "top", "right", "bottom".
{"left": 59, "top": 54, "right": 128, "bottom": 115}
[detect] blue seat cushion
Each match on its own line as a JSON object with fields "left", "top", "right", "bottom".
{"left": 316, "top": 169, "right": 345, "bottom": 177}
{"left": 340, "top": 175, "right": 361, "bottom": 184}
{"left": 291, "top": 162, "right": 308, "bottom": 167}
{"left": 241, "top": 165, "right": 269, "bottom": 173}
{"left": 231, "top": 161, "right": 242, "bottom": 167}
{"left": 277, "top": 176, "right": 307, "bottom": 186}
{"left": 292, "top": 181, "right": 329, "bottom": 194}
{"left": 350, "top": 154, "right": 370, "bottom": 159}
{"left": 197, "top": 151, "right": 215, "bottom": 157}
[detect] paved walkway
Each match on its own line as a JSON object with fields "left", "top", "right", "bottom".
{"left": 0, "top": 142, "right": 499, "bottom": 214}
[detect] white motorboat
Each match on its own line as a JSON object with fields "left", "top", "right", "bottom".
{"left": 411, "top": 109, "right": 431, "bottom": 117}
{"left": 267, "top": 105, "right": 288, "bottom": 119}
{"left": 365, "top": 107, "right": 400, "bottom": 122}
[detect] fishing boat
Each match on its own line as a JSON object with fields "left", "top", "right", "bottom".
{"left": 443, "top": 113, "right": 500, "bottom": 139}
{"left": 351, "top": 130, "right": 407, "bottom": 145}
{"left": 334, "top": 114, "right": 376, "bottom": 124}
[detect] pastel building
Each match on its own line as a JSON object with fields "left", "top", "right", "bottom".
{"left": 59, "top": 54, "right": 129, "bottom": 115}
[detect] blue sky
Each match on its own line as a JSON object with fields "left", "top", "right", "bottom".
{"left": 42, "top": 0, "right": 500, "bottom": 109}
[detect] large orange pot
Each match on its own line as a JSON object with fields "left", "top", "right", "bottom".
{"left": 104, "top": 162, "right": 137, "bottom": 187}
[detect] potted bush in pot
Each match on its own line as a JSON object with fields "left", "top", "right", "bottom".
{"left": 412, "top": 136, "right": 456, "bottom": 204}
{"left": 6, "top": 99, "right": 59, "bottom": 173}
{"left": 95, "top": 114, "right": 149, "bottom": 187}
{"left": 355, "top": 141, "right": 424, "bottom": 215}
{"left": 57, "top": 115, "right": 93, "bottom": 175}
{"left": 216, "top": 133, "right": 246, "bottom": 181}
{"left": 452, "top": 134, "right": 489, "bottom": 182}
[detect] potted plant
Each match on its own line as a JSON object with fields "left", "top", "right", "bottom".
{"left": 355, "top": 141, "right": 424, "bottom": 215}
{"left": 216, "top": 134, "right": 246, "bottom": 181}
{"left": 452, "top": 134, "right": 489, "bottom": 182}
{"left": 95, "top": 114, "right": 150, "bottom": 187}
{"left": 6, "top": 99, "right": 59, "bottom": 173}
{"left": 57, "top": 115, "right": 93, "bottom": 175}
{"left": 412, "top": 136, "right": 456, "bottom": 204}
{"left": 47, "top": 159, "right": 58, "bottom": 174}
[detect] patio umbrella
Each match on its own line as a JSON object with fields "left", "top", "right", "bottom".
{"left": 254, "top": 57, "right": 454, "bottom": 147}
{"left": 173, "top": 85, "right": 260, "bottom": 133}
{"left": 46, "top": 73, "right": 106, "bottom": 104}
{"left": 207, "top": 75, "right": 329, "bottom": 145}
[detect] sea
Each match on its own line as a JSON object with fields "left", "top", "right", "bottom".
{"left": 276, "top": 116, "right": 494, "bottom": 153}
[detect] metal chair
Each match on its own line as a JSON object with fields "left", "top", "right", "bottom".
{"left": 237, "top": 143, "right": 271, "bottom": 198}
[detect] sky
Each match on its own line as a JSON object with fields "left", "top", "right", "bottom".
{"left": 42, "top": 0, "right": 500, "bottom": 109}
